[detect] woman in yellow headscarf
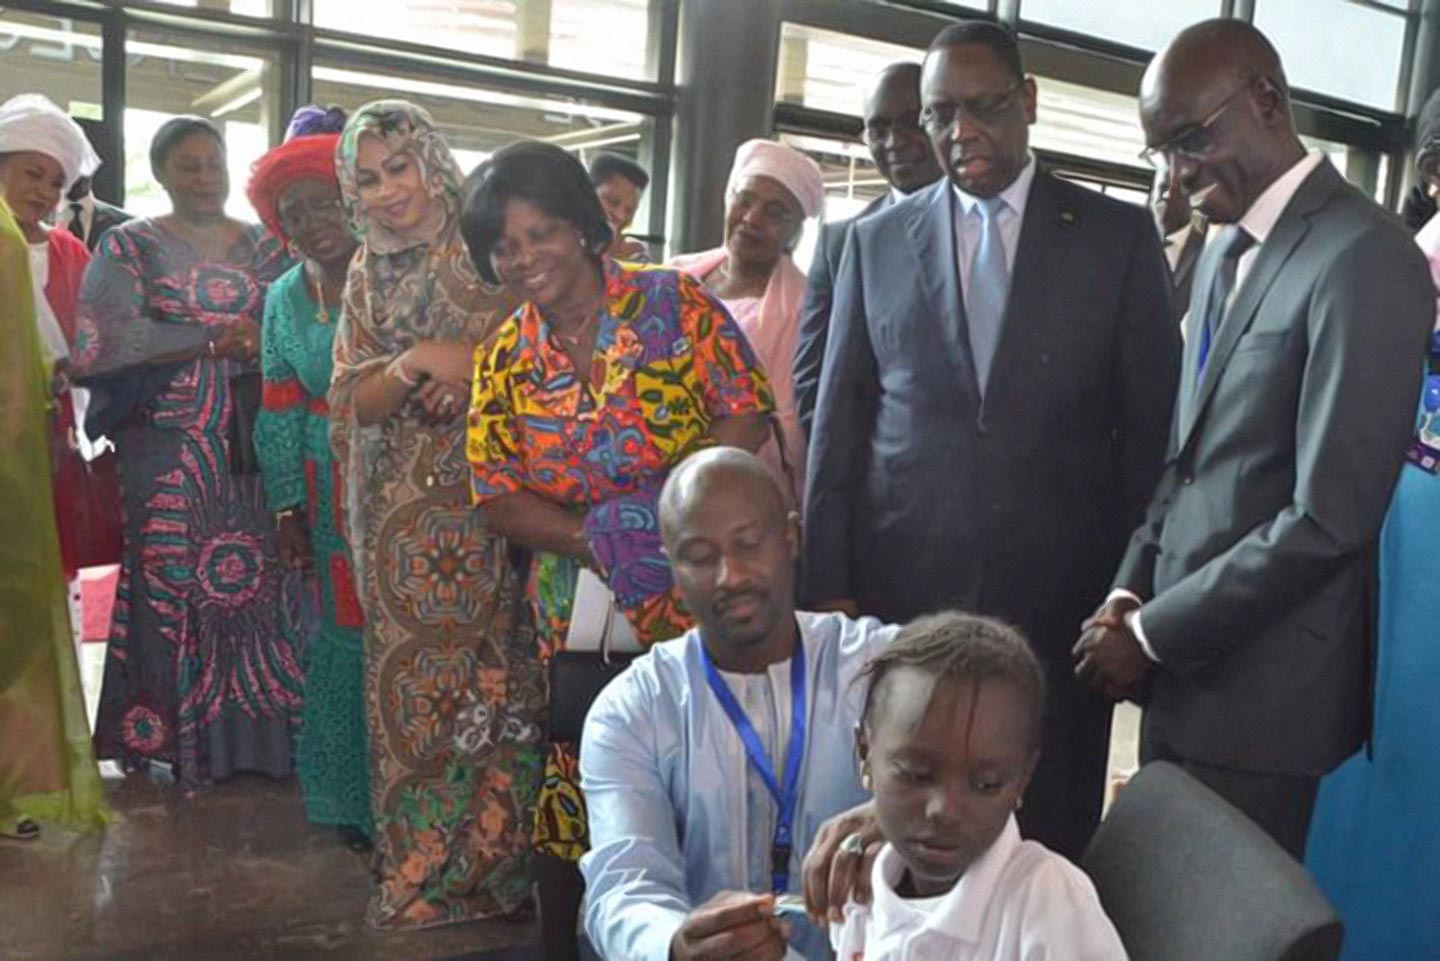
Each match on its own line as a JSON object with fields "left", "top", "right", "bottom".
{"left": 0, "top": 197, "right": 108, "bottom": 841}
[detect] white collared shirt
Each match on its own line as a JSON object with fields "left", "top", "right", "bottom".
{"left": 952, "top": 153, "right": 1037, "bottom": 284}
{"left": 1117, "top": 150, "right": 1325, "bottom": 662}
{"left": 1164, "top": 224, "right": 1193, "bottom": 273}
{"left": 1231, "top": 151, "right": 1324, "bottom": 298}
{"left": 831, "top": 817, "right": 1128, "bottom": 961}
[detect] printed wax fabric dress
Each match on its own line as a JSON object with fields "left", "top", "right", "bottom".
{"left": 73, "top": 219, "right": 304, "bottom": 788}
{"left": 330, "top": 99, "right": 544, "bottom": 930}
{"left": 467, "top": 259, "right": 775, "bottom": 860}
{"left": 254, "top": 264, "right": 370, "bottom": 835}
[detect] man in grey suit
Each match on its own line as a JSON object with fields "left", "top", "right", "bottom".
{"left": 1074, "top": 20, "right": 1434, "bottom": 859}
{"left": 793, "top": 62, "right": 941, "bottom": 438}
{"left": 805, "top": 21, "right": 1178, "bottom": 858}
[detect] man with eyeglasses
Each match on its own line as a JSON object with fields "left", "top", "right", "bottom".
{"left": 803, "top": 19, "right": 1177, "bottom": 860}
{"left": 793, "top": 62, "right": 941, "bottom": 439}
{"left": 1072, "top": 19, "right": 1434, "bottom": 859}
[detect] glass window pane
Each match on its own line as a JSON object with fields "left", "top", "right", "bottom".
{"left": 1254, "top": 0, "right": 1407, "bottom": 110}
{"left": 776, "top": 23, "right": 922, "bottom": 115}
{"left": 1021, "top": 0, "right": 1220, "bottom": 51}
{"left": 1302, "top": 134, "right": 1389, "bottom": 203}
{"left": 144, "top": 0, "right": 274, "bottom": 15}
{"left": 0, "top": 12, "right": 103, "bottom": 117}
{"left": 549, "top": 0, "right": 652, "bottom": 82}
{"left": 775, "top": 25, "right": 1148, "bottom": 175}
{"left": 125, "top": 30, "right": 279, "bottom": 220}
{"left": 310, "top": 61, "right": 660, "bottom": 227}
{"left": 1032, "top": 77, "right": 1146, "bottom": 173}
{"left": 778, "top": 132, "right": 887, "bottom": 273}
{"left": 313, "top": 0, "right": 658, "bottom": 82}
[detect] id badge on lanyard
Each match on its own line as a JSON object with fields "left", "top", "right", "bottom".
{"left": 700, "top": 640, "right": 807, "bottom": 894}
{"left": 1405, "top": 331, "right": 1440, "bottom": 474}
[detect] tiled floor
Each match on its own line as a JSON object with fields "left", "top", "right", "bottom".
{"left": 0, "top": 773, "right": 540, "bottom": 961}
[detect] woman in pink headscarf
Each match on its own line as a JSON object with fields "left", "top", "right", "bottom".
{"left": 670, "top": 138, "right": 823, "bottom": 508}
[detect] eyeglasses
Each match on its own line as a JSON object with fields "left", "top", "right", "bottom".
{"left": 278, "top": 194, "right": 345, "bottom": 233}
{"left": 862, "top": 112, "right": 924, "bottom": 145}
{"left": 920, "top": 82, "right": 1024, "bottom": 133}
{"left": 1139, "top": 84, "right": 1251, "bottom": 171}
{"left": 730, "top": 189, "right": 800, "bottom": 231}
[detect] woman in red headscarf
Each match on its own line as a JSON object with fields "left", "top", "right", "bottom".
{"left": 247, "top": 109, "right": 371, "bottom": 850}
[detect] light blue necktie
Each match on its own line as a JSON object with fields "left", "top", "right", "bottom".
{"left": 967, "top": 195, "right": 1010, "bottom": 394}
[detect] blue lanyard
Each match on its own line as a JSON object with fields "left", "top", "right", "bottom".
{"left": 700, "top": 639, "right": 807, "bottom": 894}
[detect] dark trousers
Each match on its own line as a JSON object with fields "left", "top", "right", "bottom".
{"left": 1018, "top": 668, "right": 1113, "bottom": 860}
{"left": 1142, "top": 738, "right": 1320, "bottom": 860}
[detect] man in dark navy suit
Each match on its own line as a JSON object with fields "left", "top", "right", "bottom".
{"left": 793, "top": 62, "right": 941, "bottom": 438}
{"left": 804, "top": 20, "right": 1179, "bottom": 858}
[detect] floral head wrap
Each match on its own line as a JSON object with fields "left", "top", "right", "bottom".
{"left": 336, "top": 100, "right": 464, "bottom": 256}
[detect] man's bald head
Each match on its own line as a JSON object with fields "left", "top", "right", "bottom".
{"left": 661, "top": 447, "right": 799, "bottom": 660}
{"left": 865, "top": 63, "right": 923, "bottom": 117}
{"left": 660, "top": 446, "right": 788, "bottom": 546}
{"left": 1138, "top": 19, "right": 1304, "bottom": 225}
{"left": 861, "top": 61, "right": 942, "bottom": 194}
{"left": 1142, "top": 19, "right": 1290, "bottom": 128}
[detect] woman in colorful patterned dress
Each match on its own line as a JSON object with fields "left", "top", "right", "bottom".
{"left": 247, "top": 108, "right": 371, "bottom": 850}
{"left": 73, "top": 116, "right": 303, "bottom": 790}
{"left": 460, "top": 141, "right": 775, "bottom": 959}
{"left": 329, "top": 100, "right": 544, "bottom": 930}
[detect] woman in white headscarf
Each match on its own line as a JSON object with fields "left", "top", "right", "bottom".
{"left": 670, "top": 138, "right": 824, "bottom": 508}
{"left": 0, "top": 94, "right": 122, "bottom": 582}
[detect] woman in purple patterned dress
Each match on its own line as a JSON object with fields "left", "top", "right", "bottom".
{"left": 73, "top": 116, "right": 304, "bottom": 789}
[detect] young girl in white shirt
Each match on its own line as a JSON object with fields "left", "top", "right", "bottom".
{"left": 832, "top": 612, "right": 1129, "bottom": 961}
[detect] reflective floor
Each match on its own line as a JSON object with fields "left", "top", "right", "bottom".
{"left": 0, "top": 575, "right": 1140, "bottom": 961}
{"left": 0, "top": 773, "right": 539, "bottom": 961}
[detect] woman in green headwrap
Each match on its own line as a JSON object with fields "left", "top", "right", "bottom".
{"left": 329, "top": 100, "right": 543, "bottom": 929}
{"left": 0, "top": 197, "right": 108, "bottom": 841}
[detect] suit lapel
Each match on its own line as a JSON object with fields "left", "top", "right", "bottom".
{"left": 983, "top": 169, "right": 1072, "bottom": 412}
{"left": 906, "top": 180, "right": 980, "bottom": 406}
{"left": 1178, "top": 161, "right": 1340, "bottom": 452}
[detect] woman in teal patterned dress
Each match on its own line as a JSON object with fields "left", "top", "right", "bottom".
{"left": 248, "top": 110, "right": 371, "bottom": 848}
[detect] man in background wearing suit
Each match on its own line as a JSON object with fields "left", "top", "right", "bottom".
{"left": 64, "top": 175, "right": 131, "bottom": 252}
{"left": 805, "top": 20, "right": 1178, "bottom": 858}
{"left": 67, "top": 119, "right": 130, "bottom": 252}
{"left": 1074, "top": 20, "right": 1434, "bottom": 859}
{"left": 1152, "top": 168, "right": 1207, "bottom": 324}
{"left": 793, "top": 62, "right": 941, "bottom": 437}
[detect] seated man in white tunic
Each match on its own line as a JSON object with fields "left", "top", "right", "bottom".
{"left": 580, "top": 447, "right": 898, "bottom": 961}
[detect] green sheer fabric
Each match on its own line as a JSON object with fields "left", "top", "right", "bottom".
{"left": 0, "top": 199, "right": 109, "bottom": 833}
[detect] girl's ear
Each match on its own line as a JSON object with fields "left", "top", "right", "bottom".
{"left": 856, "top": 724, "right": 873, "bottom": 791}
